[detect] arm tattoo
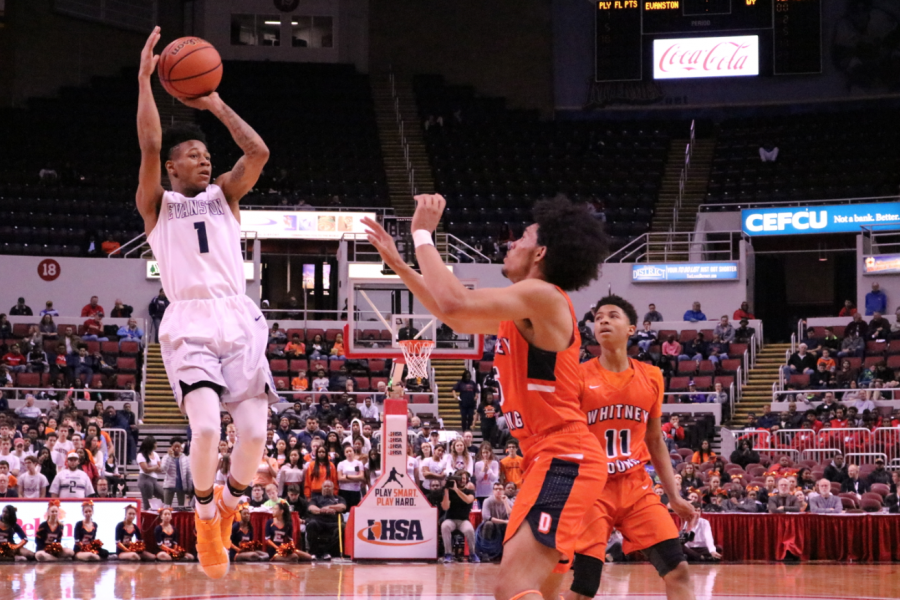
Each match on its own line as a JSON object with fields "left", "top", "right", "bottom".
{"left": 215, "top": 103, "right": 266, "bottom": 157}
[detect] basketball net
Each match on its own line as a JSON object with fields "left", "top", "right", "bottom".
{"left": 398, "top": 339, "right": 435, "bottom": 384}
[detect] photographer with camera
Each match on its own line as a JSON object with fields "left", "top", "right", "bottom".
{"left": 440, "top": 469, "right": 478, "bottom": 563}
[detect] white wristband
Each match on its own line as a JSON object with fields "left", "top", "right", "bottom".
{"left": 412, "top": 230, "right": 434, "bottom": 248}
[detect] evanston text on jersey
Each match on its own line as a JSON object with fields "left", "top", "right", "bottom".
{"left": 166, "top": 197, "right": 227, "bottom": 220}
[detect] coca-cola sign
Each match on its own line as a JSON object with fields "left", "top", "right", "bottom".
{"left": 653, "top": 35, "right": 759, "bottom": 80}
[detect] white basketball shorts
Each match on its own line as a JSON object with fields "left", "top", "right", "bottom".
{"left": 159, "top": 294, "right": 279, "bottom": 412}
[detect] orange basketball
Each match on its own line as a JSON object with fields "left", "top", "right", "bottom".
{"left": 157, "top": 36, "right": 222, "bottom": 99}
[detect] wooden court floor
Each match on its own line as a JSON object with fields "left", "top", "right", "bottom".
{"left": 3, "top": 562, "right": 899, "bottom": 600}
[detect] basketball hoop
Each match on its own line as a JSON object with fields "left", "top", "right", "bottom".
{"left": 398, "top": 339, "right": 435, "bottom": 384}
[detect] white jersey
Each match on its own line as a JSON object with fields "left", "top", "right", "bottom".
{"left": 49, "top": 469, "right": 95, "bottom": 498}
{"left": 147, "top": 184, "right": 245, "bottom": 301}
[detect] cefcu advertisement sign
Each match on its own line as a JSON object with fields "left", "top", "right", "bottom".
{"left": 7, "top": 499, "right": 136, "bottom": 552}
{"left": 240, "top": 210, "right": 376, "bottom": 240}
{"left": 632, "top": 263, "right": 739, "bottom": 282}
{"left": 653, "top": 35, "right": 759, "bottom": 79}
{"left": 742, "top": 203, "right": 900, "bottom": 236}
{"left": 349, "top": 399, "right": 437, "bottom": 559}
{"left": 864, "top": 255, "right": 900, "bottom": 275}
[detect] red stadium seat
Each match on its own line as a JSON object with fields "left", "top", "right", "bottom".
{"left": 692, "top": 376, "right": 712, "bottom": 391}
{"left": 845, "top": 357, "right": 862, "bottom": 370}
{"left": 840, "top": 496, "right": 858, "bottom": 510}
{"left": 325, "top": 329, "right": 341, "bottom": 342}
{"left": 269, "top": 359, "right": 289, "bottom": 375}
{"left": 101, "top": 341, "right": 119, "bottom": 355}
{"left": 679, "top": 330, "right": 697, "bottom": 343}
{"left": 862, "top": 492, "right": 883, "bottom": 506}
{"left": 789, "top": 374, "right": 810, "bottom": 387}
{"left": 328, "top": 359, "right": 345, "bottom": 373}
{"left": 677, "top": 361, "right": 698, "bottom": 375}
{"left": 658, "top": 330, "right": 677, "bottom": 342}
{"left": 368, "top": 359, "right": 387, "bottom": 375}
{"left": 677, "top": 448, "right": 694, "bottom": 460}
{"left": 379, "top": 330, "right": 393, "bottom": 341}
{"left": 310, "top": 359, "right": 328, "bottom": 373}
{"left": 866, "top": 341, "right": 886, "bottom": 355}
{"left": 12, "top": 323, "right": 32, "bottom": 337}
{"left": 870, "top": 483, "right": 890, "bottom": 497}
{"left": 478, "top": 361, "right": 494, "bottom": 373}
{"left": 697, "top": 361, "right": 716, "bottom": 375}
{"left": 864, "top": 356, "right": 883, "bottom": 368}
{"left": 371, "top": 377, "right": 388, "bottom": 390}
{"left": 117, "top": 374, "right": 135, "bottom": 388}
{"left": 861, "top": 498, "right": 883, "bottom": 512}
{"left": 668, "top": 376, "right": 691, "bottom": 392}
{"left": 670, "top": 453, "right": 683, "bottom": 464}
{"left": 700, "top": 329, "right": 714, "bottom": 340}
{"left": 15, "top": 373, "right": 40, "bottom": 387}
{"left": 356, "top": 377, "right": 371, "bottom": 391}
{"left": 117, "top": 357, "right": 137, "bottom": 373}
{"left": 714, "top": 375, "right": 735, "bottom": 389}
{"left": 43, "top": 340, "right": 58, "bottom": 353}
{"left": 290, "top": 359, "right": 309, "bottom": 374}
{"left": 306, "top": 328, "right": 325, "bottom": 342}
{"left": 887, "top": 340, "right": 900, "bottom": 355}
{"left": 886, "top": 355, "right": 900, "bottom": 370}
{"left": 274, "top": 376, "right": 289, "bottom": 390}
{"left": 728, "top": 343, "right": 748, "bottom": 357}
{"left": 86, "top": 341, "right": 100, "bottom": 355}
{"left": 90, "top": 374, "right": 107, "bottom": 388}
{"left": 286, "top": 328, "right": 305, "bottom": 342}
{"left": 120, "top": 341, "right": 140, "bottom": 356}
{"left": 719, "top": 359, "right": 742, "bottom": 374}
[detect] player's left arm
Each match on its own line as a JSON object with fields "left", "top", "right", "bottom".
{"left": 179, "top": 93, "right": 269, "bottom": 210}
{"left": 410, "top": 196, "right": 564, "bottom": 326}
{"left": 647, "top": 418, "right": 699, "bottom": 530}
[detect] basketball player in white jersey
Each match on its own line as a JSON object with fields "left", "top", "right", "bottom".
{"left": 136, "top": 27, "right": 277, "bottom": 578}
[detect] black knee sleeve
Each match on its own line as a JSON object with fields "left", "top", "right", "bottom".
{"left": 195, "top": 489, "right": 214, "bottom": 505}
{"left": 571, "top": 553, "right": 603, "bottom": 598}
{"left": 644, "top": 538, "right": 686, "bottom": 578}
{"left": 227, "top": 478, "right": 249, "bottom": 498}
{"left": 180, "top": 380, "right": 223, "bottom": 399}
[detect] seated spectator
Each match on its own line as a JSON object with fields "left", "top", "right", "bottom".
{"left": 110, "top": 299, "right": 133, "bottom": 319}
{"left": 840, "top": 464, "right": 870, "bottom": 496}
{"left": 734, "top": 318, "right": 755, "bottom": 343}
{"left": 80, "top": 296, "right": 104, "bottom": 319}
{"left": 678, "top": 333, "right": 708, "bottom": 362}
{"left": 359, "top": 397, "right": 379, "bottom": 421}
{"left": 683, "top": 302, "right": 707, "bottom": 322}
{"left": 844, "top": 313, "right": 868, "bottom": 339}
{"left": 306, "top": 480, "right": 346, "bottom": 561}
{"left": 644, "top": 303, "right": 663, "bottom": 323}
{"left": 837, "top": 331, "right": 864, "bottom": 359}
{"left": 26, "top": 346, "right": 49, "bottom": 374}
{"left": 733, "top": 302, "right": 754, "bottom": 321}
{"left": 291, "top": 373, "right": 308, "bottom": 391}
{"left": 9, "top": 298, "right": 31, "bottom": 316}
{"left": 312, "top": 369, "right": 329, "bottom": 392}
{"left": 81, "top": 316, "right": 108, "bottom": 342}
{"left": 440, "top": 470, "right": 478, "bottom": 563}
{"left": 268, "top": 323, "right": 286, "bottom": 345}
{"left": 661, "top": 415, "right": 685, "bottom": 450}
{"left": 713, "top": 316, "right": 735, "bottom": 343}
{"left": 2, "top": 344, "right": 27, "bottom": 373}
{"left": 630, "top": 321, "right": 658, "bottom": 353}
{"left": 39, "top": 315, "right": 58, "bottom": 340}
{"left": 117, "top": 319, "right": 144, "bottom": 347}
{"left": 691, "top": 440, "right": 716, "bottom": 464}
{"left": 101, "top": 234, "right": 120, "bottom": 256}
{"left": 819, "top": 327, "right": 840, "bottom": 352}
{"left": 477, "top": 482, "right": 512, "bottom": 559}
{"left": 810, "top": 363, "right": 833, "bottom": 389}
{"left": 865, "top": 282, "right": 887, "bottom": 316}
{"left": 681, "top": 381, "right": 706, "bottom": 404}
{"left": 682, "top": 515, "right": 721, "bottom": 561}
{"left": 307, "top": 334, "right": 327, "bottom": 359}
{"left": 839, "top": 299, "right": 857, "bottom": 317}
{"left": 15, "top": 394, "right": 42, "bottom": 420}
{"left": 782, "top": 343, "right": 817, "bottom": 380}
{"left": 284, "top": 334, "right": 305, "bottom": 358}
{"left": 868, "top": 458, "right": 892, "bottom": 486}
{"left": 729, "top": 440, "right": 759, "bottom": 468}
{"left": 817, "top": 348, "right": 836, "bottom": 372}
{"left": 809, "top": 478, "right": 843, "bottom": 514}
{"left": 329, "top": 333, "right": 346, "bottom": 360}
{"left": 706, "top": 382, "right": 728, "bottom": 406}
{"left": 768, "top": 478, "right": 801, "bottom": 513}
{"left": 660, "top": 334, "right": 681, "bottom": 375}
{"left": 707, "top": 335, "right": 729, "bottom": 365}
{"left": 867, "top": 311, "right": 890, "bottom": 340}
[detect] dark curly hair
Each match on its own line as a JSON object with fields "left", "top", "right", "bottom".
{"left": 594, "top": 294, "right": 638, "bottom": 326}
{"left": 161, "top": 123, "right": 208, "bottom": 161}
{"left": 533, "top": 196, "right": 608, "bottom": 291}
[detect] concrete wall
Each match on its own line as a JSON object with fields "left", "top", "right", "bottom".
{"left": 196, "top": 0, "right": 369, "bottom": 71}
{"left": 369, "top": 0, "right": 554, "bottom": 114}
{"left": 0, "top": 255, "right": 261, "bottom": 321}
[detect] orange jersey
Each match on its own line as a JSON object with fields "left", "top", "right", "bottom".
{"left": 580, "top": 358, "right": 664, "bottom": 477}
{"left": 494, "top": 289, "right": 586, "bottom": 451}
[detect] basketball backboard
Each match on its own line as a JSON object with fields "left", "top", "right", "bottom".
{"left": 344, "top": 277, "right": 484, "bottom": 360}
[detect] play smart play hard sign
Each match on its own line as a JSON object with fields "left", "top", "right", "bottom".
{"left": 348, "top": 399, "right": 437, "bottom": 559}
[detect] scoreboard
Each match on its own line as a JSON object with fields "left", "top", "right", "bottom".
{"left": 596, "top": 0, "right": 821, "bottom": 81}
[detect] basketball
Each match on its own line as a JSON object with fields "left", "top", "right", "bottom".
{"left": 157, "top": 36, "right": 222, "bottom": 99}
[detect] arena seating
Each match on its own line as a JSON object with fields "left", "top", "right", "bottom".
{"left": 0, "top": 62, "right": 388, "bottom": 257}
{"left": 204, "top": 62, "right": 388, "bottom": 208}
{"left": 706, "top": 110, "right": 900, "bottom": 206}
{"left": 413, "top": 74, "right": 677, "bottom": 251}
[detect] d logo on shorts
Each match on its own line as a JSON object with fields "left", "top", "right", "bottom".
{"left": 538, "top": 512, "right": 553, "bottom": 534}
